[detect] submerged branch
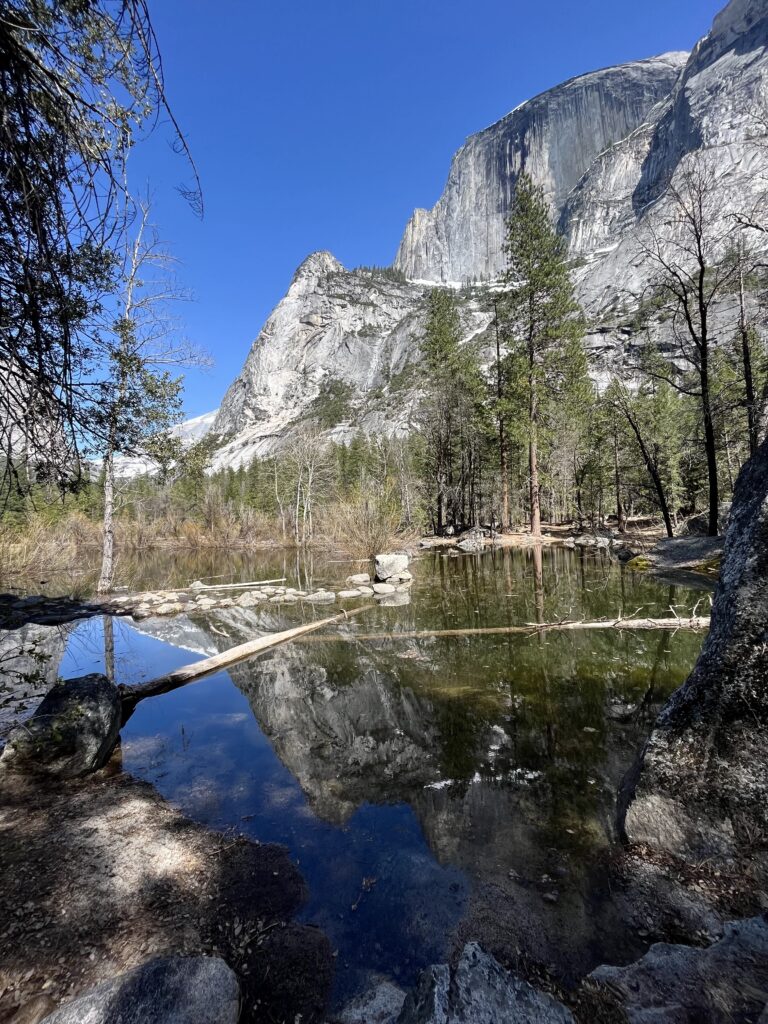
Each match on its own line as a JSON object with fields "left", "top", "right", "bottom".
{"left": 297, "top": 617, "right": 711, "bottom": 643}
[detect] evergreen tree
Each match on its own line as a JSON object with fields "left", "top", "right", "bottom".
{"left": 500, "top": 172, "right": 587, "bottom": 537}
{"left": 420, "top": 289, "right": 487, "bottom": 533}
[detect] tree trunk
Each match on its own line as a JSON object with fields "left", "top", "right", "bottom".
{"left": 614, "top": 425, "right": 626, "bottom": 532}
{"left": 529, "top": 366, "right": 541, "bottom": 538}
{"left": 738, "top": 258, "right": 759, "bottom": 458}
{"left": 495, "top": 303, "right": 510, "bottom": 529}
{"left": 622, "top": 406, "right": 675, "bottom": 538}
{"left": 701, "top": 366, "right": 720, "bottom": 537}
{"left": 97, "top": 451, "right": 115, "bottom": 594}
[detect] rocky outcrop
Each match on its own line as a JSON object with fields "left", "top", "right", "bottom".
{"left": 212, "top": 257, "right": 440, "bottom": 469}
{"left": 1, "top": 674, "right": 120, "bottom": 777}
{"left": 397, "top": 943, "right": 573, "bottom": 1024}
{"left": 569, "top": 0, "right": 768, "bottom": 314}
{"left": 394, "top": 54, "right": 686, "bottom": 284}
{"left": 618, "top": 438, "right": 768, "bottom": 864}
{"left": 589, "top": 916, "right": 768, "bottom": 1023}
{"left": 39, "top": 956, "right": 240, "bottom": 1024}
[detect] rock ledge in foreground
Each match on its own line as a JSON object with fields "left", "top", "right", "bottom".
{"left": 39, "top": 955, "right": 239, "bottom": 1024}
{"left": 398, "top": 942, "right": 573, "bottom": 1024}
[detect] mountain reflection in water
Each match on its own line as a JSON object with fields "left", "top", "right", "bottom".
{"left": 51, "top": 546, "right": 706, "bottom": 1003}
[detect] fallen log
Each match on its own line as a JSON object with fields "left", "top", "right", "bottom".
{"left": 119, "top": 604, "right": 374, "bottom": 715}
{"left": 296, "top": 616, "right": 711, "bottom": 644}
{"left": 187, "top": 577, "right": 287, "bottom": 592}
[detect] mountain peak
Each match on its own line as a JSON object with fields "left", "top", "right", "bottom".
{"left": 292, "top": 251, "right": 345, "bottom": 286}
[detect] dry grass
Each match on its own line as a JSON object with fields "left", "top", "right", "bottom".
{"left": 322, "top": 489, "right": 418, "bottom": 558}
{"left": 0, "top": 512, "right": 100, "bottom": 586}
{"left": 0, "top": 490, "right": 417, "bottom": 588}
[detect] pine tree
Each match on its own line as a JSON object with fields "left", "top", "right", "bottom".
{"left": 420, "top": 289, "right": 487, "bottom": 533}
{"left": 500, "top": 173, "right": 587, "bottom": 537}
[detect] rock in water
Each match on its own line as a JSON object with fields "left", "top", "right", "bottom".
{"left": 39, "top": 956, "right": 239, "bottom": 1024}
{"left": 1, "top": 674, "right": 120, "bottom": 778}
{"left": 618, "top": 438, "right": 768, "bottom": 863}
{"left": 375, "top": 553, "right": 410, "bottom": 582}
{"left": 397, "top": 943, "right": 573, "bottom": 1023}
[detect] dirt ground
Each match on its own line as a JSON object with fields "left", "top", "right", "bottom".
{"left": 0, "top": 755, "right": 333, "bottom": 1024}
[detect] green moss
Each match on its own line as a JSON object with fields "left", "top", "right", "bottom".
{"left": 626, "top": 556, "right": 653, "bottom": 571}
{"left": 693, "top": 555, "right": 722, "bottom": 576}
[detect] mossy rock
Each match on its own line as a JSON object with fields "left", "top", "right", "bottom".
{"left": 1, "top": 674, "right": 120, "bottom": 777}
{"left": 626, "top": 556, "right": 653, "bottom": 572}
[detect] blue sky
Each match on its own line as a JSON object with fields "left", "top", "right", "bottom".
{"left": 133, "top": 0, "right": 725, "bottom": 417}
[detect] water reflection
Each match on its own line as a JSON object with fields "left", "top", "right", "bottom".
{"left": 2, "top": 546, "right": 707, "bottom": 1001}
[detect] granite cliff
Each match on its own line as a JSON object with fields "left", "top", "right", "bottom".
{"left": 195, "top": 0, "right": 768, "bottom": 465}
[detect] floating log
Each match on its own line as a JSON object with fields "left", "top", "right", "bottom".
{"left": 297, "top": 616, "right": 711, "bottom": 643}
{"left": 118, "top": 604, "right": 374, "bottom": 715}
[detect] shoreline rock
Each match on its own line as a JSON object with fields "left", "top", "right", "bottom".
{"left": 0, "top": 674, "right": 120, "bottom": 778}
{"left": 618, "top": 439, "right": 768, "bottom": 867}
{"left": 39, "top": 955, "right": 240, "bottom": 1024}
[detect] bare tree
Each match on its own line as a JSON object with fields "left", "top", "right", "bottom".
{"left": 96, "top": 201, "right": 207, "bottom": 593}
{"left": 284, "top": 427, "right": 329, "bottom": 545}
{"left": 635, "top": 162, "right": 742, "bottom": 536}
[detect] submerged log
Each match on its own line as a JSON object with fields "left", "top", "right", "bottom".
{"left": 118, "top": 605, "right": 373, "bottom": 715}
{"left": 297, "top": 617, "right": 711, "bottom": 643}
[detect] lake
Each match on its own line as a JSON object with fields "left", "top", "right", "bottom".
{"left": 3, "top": 545, "right": 708, "bottom": 1007}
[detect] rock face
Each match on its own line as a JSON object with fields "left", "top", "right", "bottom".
{"left": 618, "top": 437, "right": 768, "bottom": 864}
{"left": 202, "top": 0, "right": 768, "bottom": 468}
{"left": 0, "top": 674, "right": 121, "bottom": 778}
{"left": 589, "top": 916, "right": 768, "bottom": 1024}
{"left": 394, "top": 53, "right": 686, "bottom": 285}
{"left": 212, "top": 255, "right": 441, "bottom": 469}
{"left": 397, "top": 943, "right": 574, "bottom": 1024}
{"left": 39, "top": 955, "right": 240, "bottom": 1024}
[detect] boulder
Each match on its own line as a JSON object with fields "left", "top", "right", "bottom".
{"left": 375, "top": 553, "right": 410, "bottom": 582}
{"left": 618, "top": 439, "right": 768, "bottom": 864}
{"left": 338, "top": 977, "right": 407, "bottom": 1024}
{"left": 338, "top": 590, "right": 364, "bottom": 600}
{"left": 572, "top": 534, "right": 611, "bottom": 549}
{"left": 347, "top": 573, "right": 371, "bottom": 585}
{"left": 373, "top": 583, "right": 396, "bottom": 595}
{"left": 39, "top": 955, "right": 239, "bottom": 1024}
{"left": 305, "top": 591, "right": 337, "bottom": 604}
{"left": 457, "top": 536, "right": 484, "bottom": 553}
{"left": 1, "top": 674, "right": 120, "bottom": 778}
{"left": 154, "top": 602, "right": 184, "bottom": 616}
{"left": 589, "top": 917, "right": 768, "bottom": 1024}
{"left": 397, "top": 943, "right": 573, "bottom": 1023}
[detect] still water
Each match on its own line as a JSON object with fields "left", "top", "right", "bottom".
{"left": 35, "top": 547, "right": 709, "bottom": 1002}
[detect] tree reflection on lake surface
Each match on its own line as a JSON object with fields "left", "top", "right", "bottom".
{"left": 30, "top": 547, "right": 707, "bottom": 1003}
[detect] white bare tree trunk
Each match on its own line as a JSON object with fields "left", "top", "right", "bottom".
{"left": 97, "top": 451, "right": 115, "bottom": 594}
